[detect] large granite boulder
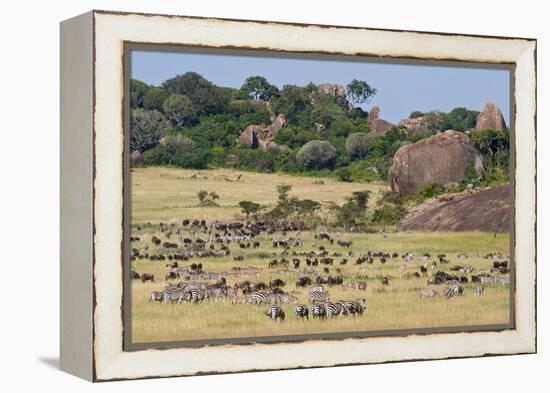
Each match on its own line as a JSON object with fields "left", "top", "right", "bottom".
{"left": 368, "top": 106, "right": 394, "bottom": 136}
{"left": 316, "top": 83, "right": 346, "bottom": 97}
{"left": 236, "top": 114, "right": 286, "bottom": 150}
{"left": 389, "top": 130, "right": 483, "bottom": 195}
{"left": 476, "top": 101, "right": 506, "bottom": 129}
{"left": 399, "top": 184, "right": 510, "bottom": 232}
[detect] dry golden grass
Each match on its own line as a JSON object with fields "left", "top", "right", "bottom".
{"left": 130, "top": 167, "right": 511, "bottom": 344}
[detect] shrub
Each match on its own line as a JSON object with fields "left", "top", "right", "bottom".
{"left": 130, "top": 108, "right": 168, "bottom": 152}
{"left": 345, "top": 132, "right": 372, "bottom": 159}
{"left": 163, "top": 94, "right": 197, "bottom": 127}
{"left": 296, "top": 140, "right": 336, "bottom": 170}
{"left": 336, "top": 167, "right": 352, "bottom": 182}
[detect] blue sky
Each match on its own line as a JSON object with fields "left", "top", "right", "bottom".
{"left": 131, "top": 50, "right": 510, "bottom": 124}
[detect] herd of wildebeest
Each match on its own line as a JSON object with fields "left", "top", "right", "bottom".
{"left": 130, "top": 219, "right": 511, "bottom": 322}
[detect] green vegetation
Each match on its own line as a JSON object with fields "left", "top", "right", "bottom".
{"left": 130, "top": 72, "right": 509, "bottom": 187}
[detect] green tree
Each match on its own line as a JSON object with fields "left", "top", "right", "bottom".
{"left": 334, "top": 190, "right": 371, "bottom": 230}
{"left": 271, "top": 85, "right": 311, "bottom": 125}
{"left": 143, "top": 87, "right": 169, "bottom": 111}
{"left": 296, "top": 140, "right": 336, "bottom": 170}
{"left": 238, "top": 200, "right": 262, "bottom": 220}
{"left": 345, "top": 79, "right": 377, "bottom": 108}
{"left": 446, "top": 107, "right": 480, "bottom": 131}
{"left": 130, "top": 79, "right": 150, "bottom": 108}
{"left": 240, "top": 76, "right": 279, "bottom": 101}
{"left": 162, "top": 94, "right": 197, "bottom": 127}
{"left": 161, "top": 72, "right": 230, "bottom": 115}
{"left": 130, "top": 108, "right": 168, "bottom": 152}
{"left": 345, "top": 132, "right": 372, "bottom": 159}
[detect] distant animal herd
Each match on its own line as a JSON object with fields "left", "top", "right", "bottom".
{"left": 130, "top": 219, "right": 511, "bottom": 323}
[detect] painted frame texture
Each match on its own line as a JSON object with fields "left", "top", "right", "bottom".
{"left": 60, "top": 10, "right": 536, "bottom": 381}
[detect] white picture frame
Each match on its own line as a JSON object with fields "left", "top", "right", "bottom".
{"left": 60, "top": 10, "right": 536, "bottom": 381}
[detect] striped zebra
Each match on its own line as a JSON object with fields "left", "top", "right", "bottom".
{"left": 249, "top": 291, "right": 277, "bottom": 305}
{"left": 324, "top": 302, "right": 348, "bottom": 317}
{"left": 474, "top": 284, "right": 484, "bottom": 295}
{"left": 186, "top": 288, "right": 209, "bottom": 303}
{"left": 294, "top": 304, "right": 309, "bottom": 320}
{"left": 418, "top": 288, "right": 440, "bottom": 298}
{"left": 338, "top": 299, "right": 366, "bottom": 315}
{"left": 276, "top": 293, "right": 299, "bottom": 304}
{"left": 310, "top": 303, "right": 327, "bottom": 319}
{"left": 309, "top": 290, "right": 331, "bottom": 304}
{"left": 162, "top": 288, "right": 185, "bottom": 303}
{"left": 308, "top": 285, "right": 325, "bottom": 293}
{"left": 444, "top": 285, "right": 464, "bottom": 299}
{"left": 265, "top": 305, "right": 285, "bottom": 321}
{"left": 149, "top": 291, "right": 164, "bottom": 302}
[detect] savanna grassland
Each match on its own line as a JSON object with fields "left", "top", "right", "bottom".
{"left": 130, "top": 167, "right": 510, "bottom": 344}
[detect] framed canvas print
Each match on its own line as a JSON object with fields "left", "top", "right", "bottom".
{"left": 60, "top": 10, "right": 537, "bottom": 381}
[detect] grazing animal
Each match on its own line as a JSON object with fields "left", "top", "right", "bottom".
{"left": 338, "top": 299, "right": 366, "bottom": 315}
{"left": 324, "top": 302, "right": 348, "bottom": 317}
{"left": 310, "top": 303, "right": 327, "bottom": 319}
{"left": 444, "top": 285, "right": 464, "bottom": 299}
{"left": 309, "top": 290, "right": 331, "bottom": 303}
{"left": 140, "top": 273, "right": 155, "bottom": 283}
{"left": 269, "top": 278, "right": 286, "bottom": 288}
{"left": 346, "top": 281, "right": 367, "bottom": 291}
{"left": 130, "top": 268, "right": 141, "bottom": 280}
{"left": 165, "top": 271, "right": 179, "bottom": 281}
{"left": 419, "top": 288, "right": 440, "bottom": 298}
{"left": 381, "top": 276, "right": 389, "bottom": 286}
{"left": 265, "top": 305, "right": 286, "bottom": 321}
{"left": 294, "top": 304, "right": 309, "bottom": 320}
{"left": 474, "top": 284, "right": 484, "bottom": 295}
{"left": 295, "top": 276, "right": 312, "bottom": 288}
{"left": 149, "top": 291, "right": 164, "bottom": 302}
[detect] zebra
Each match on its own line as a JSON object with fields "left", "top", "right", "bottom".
{"left": 310, "top": 303, "right": 327, "bottom": 319}
{"left": 444, "top": 285, "right": 464, "bottom": 299}
{"left": 419, "top": 288, "right": 440, "bottom": 298}
{"left": 249, "top": 291, "right": 277, "bottom": 305}
{"left": 276, "top": 293, "right": 299, "bottom": 304}
{"left": 308, "top": 285, "right": 325, "bottom": 292}
{"left": 294, "top": 304, "right": 309, "bottom": 320}
{"left": 207, "top": 286, "right": 227, "bottom": 302}
{"left": 265, "top": 305, "right": 286, "bottom": 321}
{"left": 162, "top": 288, "right": 185, "bottom": 303}
{"left": 346, "top": 281, "right": 367, "bottom": 291}
{"left": 309, "top": 290, "right": 331, "bottom": 304}
{"left": 149, "top": 291, "right": 164, "bottom": 302}
{"left": 338, "top": 299, "right": 366, "bottom": 315}
{"left": 474, "top": 284, "right": 484, "bottom": 295}
{"left": 186, "top": 288, "right": 209, "bottom": 303}
{"left": 324, "top": 302, "right": 348, "bottom": 317}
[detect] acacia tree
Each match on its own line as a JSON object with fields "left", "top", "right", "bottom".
{"left": 345, "top": 132, "right": 372, "bottom": 159}
{"left": 240, "top": 76, "right": 279, "bottom": 101}
{"left": 238, "top": 200, "right": 262, "bottom": 220}
{"left": 163, "top": 94, "right": 197, "bottom": 127}
{"left": 345, "top": 79, "right": 377, "bottom": 109}
{"left": 296, "top": 140, "right": 336, "bottom": 170}
{"left": 130, "top": 108, "right": 168, "bottom": 152}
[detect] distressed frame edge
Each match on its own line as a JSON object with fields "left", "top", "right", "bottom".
{"left": 88, "top": 11, "right": 536, "bottom": 381}
{"left": 59, "top": 10, "right": 95, "bottom": 381}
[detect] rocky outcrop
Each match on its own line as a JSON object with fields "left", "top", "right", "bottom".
{"left": 398, "top": 116, "right": 431, "bottom": 134}
{"left": 399, "top": 184, "right": 510, "bottom": 232}
{"left": 368, "top": 107, "right": 394, "bottom": 136}
{"left": 389, "top": 130, "right": 483, "bottom": 195}
{"left": 130, "top": 151, "right": 143, "bottom": 167}
{"left": 236, "top": 114, "right": 286, "bottom": 150}
{"left": 316, "top": 83, "right": 346, "bottom": 97}
{"left": 476, "top": 101, "right": 506, "bottom": 130}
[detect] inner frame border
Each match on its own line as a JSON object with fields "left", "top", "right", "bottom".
{"left": 122, "top": 42, "right": 517, "bottom": 351}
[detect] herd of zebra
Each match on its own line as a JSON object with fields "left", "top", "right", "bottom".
{"left": 131, "top": 218, "right": 511, "bottom": 327}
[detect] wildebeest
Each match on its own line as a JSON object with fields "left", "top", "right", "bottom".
{"left": 295, "top": 276, "right": 312, "bottom": 288}
{"left": 269, "top": 278, "right": 286, "bottom": 288}
{"left": 295, "top": 304, "right": 309, "bottom": 320}
{"left": 165, "top": 271, "right": 179, "bottom": 281}
{"left": 381, "top": 276, "right": 389, "bottom": 286}
{"left": 140, "top": 273, "right": 154, "bottom": 283}
{"left": 130, "top": 268, "right": 141, "bottom": 280}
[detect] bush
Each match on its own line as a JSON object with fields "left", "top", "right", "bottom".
{"left": 296, "top": 140, "right": 336, "bottom": 170}
{"left": 163, "top": 94, "right": 197, "bottom": 127}
{"left": 336, "top": 167, "right": 352, "bottom": 182}
{"left": 416, "top": 183, "right": 445, "bottom": 201}
{"left": 130, "top": 108, "right": 168, "bottom": 152}
{"left": 345, "top": 132, "right": 372, "bottom": 159}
